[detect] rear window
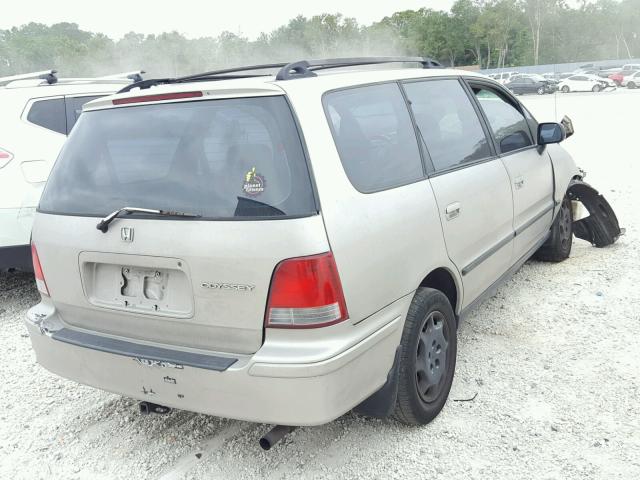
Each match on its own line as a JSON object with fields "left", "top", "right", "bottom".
{"left": 39, "top": 96, "right": 317, "bottom": 219}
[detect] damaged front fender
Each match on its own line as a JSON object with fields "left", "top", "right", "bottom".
{"left": 567, "top": 180, "right": 624, "bottom": 247}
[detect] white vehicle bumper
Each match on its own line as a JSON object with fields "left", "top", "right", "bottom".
{"left": 25, "top": 296, "right": 409, "bottom": 426}
{"left": 0, "top": 207, "right": 35, "bottom": 269}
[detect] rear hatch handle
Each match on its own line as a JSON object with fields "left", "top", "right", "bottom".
{"left": 96, "top": 207, "right": 201, "bottom": 233}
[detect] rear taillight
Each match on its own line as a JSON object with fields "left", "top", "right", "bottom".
{"left": 31, "top": 244, "right": 49, "bottom": 296}
{"left": 0, "top": 148, "right": 14, "bottom": 169}
{"left": 265, "top": 252, "right": 348, "bottom": 328}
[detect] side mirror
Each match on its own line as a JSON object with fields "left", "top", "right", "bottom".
{"left": 537, "top": 122, "right": 566, "bottom": 145}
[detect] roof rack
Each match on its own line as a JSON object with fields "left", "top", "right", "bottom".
{"left": 117, "top": 56, "right": 442, "bottom": 93}
{"left": 0, "top": 69, "right": 57, "bottom": 86}
{"left": 275, "top": 56, "right": 442, "bottom": 80}
{"left": 1, "top": 69, "right": 145, "bottom": 89}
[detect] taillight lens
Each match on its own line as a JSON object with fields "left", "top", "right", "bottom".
{"left": 265, "top": 252, "right": 348, "bottom": 328}
{"left": 31, "top": 244, "right": 49, "bottom": 296}
{"left": 0, "top": 148, "right": 14, "bottom": 169}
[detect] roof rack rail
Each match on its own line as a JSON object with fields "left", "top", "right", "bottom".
{"left": 275, "top": 57, "right": 442, "bottom": 80}
{"left": 101, "top": 70, "right": 146, "bottom": 82}
{"left": 117, "top": 56, "right": 442, "bottom": 93}
{"left": 118, "top": 64, "right": 287, "bottom": 93}
{"left": 0, "top": 69, "right": 57, "bottom": 86}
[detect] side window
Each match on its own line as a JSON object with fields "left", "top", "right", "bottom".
{"left": 26, "top": 98, "right": 66, "bottom": 135}
{"left": 403, "top": 79, "right": 492, "bottom": 171}
{"left": 471, "top": 85, "right": 533, "bottom": 154}
{"left": 65, "top": 96, "right": 104, "bottom": 133}
{"left": 324, "top": 83, "right": 424, "bottom": 192}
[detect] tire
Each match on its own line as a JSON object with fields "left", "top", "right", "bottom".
{"left": 561, "top": 85, "right": 570, "bottom": 93}
{"left": 534, "top": 196, "right": 573, "bottom": 262}
{"left": 592, "top": 84, "right": 601, "bottom": 93}
{"left": 537, "top": 86, "right": 545, "bottom": 95}
{"left": 629, "top": 82, "right": 637, "bottom": 89}
{"left": 393, "top": 288, "right": 457, "bottom": 425}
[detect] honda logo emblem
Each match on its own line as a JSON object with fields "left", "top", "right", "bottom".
{"left": 121, "top": 227, "right": 134, "bottom": 242}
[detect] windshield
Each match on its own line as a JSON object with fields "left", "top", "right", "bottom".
{"left": 39, "top": 96, "right": 317, "bottom": 219}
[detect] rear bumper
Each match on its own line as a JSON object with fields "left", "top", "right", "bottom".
{"left": 25, "top": 297, "right": 408, "bottom": 426}
{"left": 0, "top": 244, "right": 32, "bottom": 271}
{"left": 0, "top": 206, "right": 35, "bottom": 255}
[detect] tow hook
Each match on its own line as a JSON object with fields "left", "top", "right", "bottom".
{"left": 259, "top": 425, "right": 297, "bottom": 450}
{"left": 139, "top": 401, "right": 171, "bottom": 415}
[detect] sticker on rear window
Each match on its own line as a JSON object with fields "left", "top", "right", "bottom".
{"left": 242, "top": 167, "right": 265, "bottom": 196}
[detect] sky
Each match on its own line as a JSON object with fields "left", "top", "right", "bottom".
{"left": 1, "top": 0, "right": 457, "bottom": 40}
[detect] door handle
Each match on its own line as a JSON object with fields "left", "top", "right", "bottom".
{"left": 445, "top": 202, "right": 461, "bottom": 220}
{"left": 514, "top": 177, "right": 525, "bottom": 189}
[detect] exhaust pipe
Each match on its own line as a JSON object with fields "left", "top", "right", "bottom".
{"left": 259, "top": 425, "right": 297, "bottom": 450}
{"left": 139, "top": 401, "right": 171, "bottom": 415}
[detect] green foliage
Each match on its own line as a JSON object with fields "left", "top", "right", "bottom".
{"left": 0, "top": 1, "right": 638, "bottom": 76}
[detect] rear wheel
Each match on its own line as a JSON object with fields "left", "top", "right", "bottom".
{"left": 592, "top": 84, "right": 602, "bottom": 92}
{"left": 537, "top": 86, "right": 545, "bottom": 95}
{"left": 534, "top": 196, "right": 573, "bottom": 262}
{"left": 629, "top": 82, "right": 637, "bottom": 89}
{"left": 561, "top": 85, "right": 570, "bottom": 93}
{"left": 393, "top": 288, "right": 457, "bottom": 425}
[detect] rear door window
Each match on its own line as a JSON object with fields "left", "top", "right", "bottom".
{"left": 26, "top": 97, "right": 66, "bottom": 134}
{"left": 471, "top": 85, "right": 533, "bottom": 154}
{"left": 323, "top": 83, "right": 424, "bottom": 192}
{"left": 65, "top": 95, "right": 104, "bottom": 133}
{"left": 39, "top": 96, "right": 317, "bottom": 219}
{"left": 403, "top": 79, "right": 492, "bottom": 172}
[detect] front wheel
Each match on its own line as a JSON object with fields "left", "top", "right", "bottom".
{"left": 534, "top": 196, "right": 573, "bottom": 262}
{"left": 592, "top": 84, "right": 602, "bottom": 92}
{"left": 561, "top": 85, "right": 570, "bottom": 93}
{"left": 393, "top": 288, "right": 457, "bottom": 425}
{"left": 537, "top": 86, "right": 545, "bottom": 95}
{"left": 629, "top": 82, "right": 637, "bottom": 89}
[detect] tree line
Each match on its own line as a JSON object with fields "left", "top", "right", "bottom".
{"left": 1, "top": 0, "right": 639, "bottom": 77}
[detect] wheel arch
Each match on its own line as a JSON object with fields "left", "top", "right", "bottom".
{"left": 417, "top": 267, "right": 461, "bottom": 317}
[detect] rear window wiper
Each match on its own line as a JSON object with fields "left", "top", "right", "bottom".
{"left": 96, "top": 207, "right": 201, "bottom": 233}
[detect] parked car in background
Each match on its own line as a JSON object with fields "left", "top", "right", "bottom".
{"left": 559, "top": 74, "right": 615, "bottom": 93}
{"left": 505, "top": 75, "right": 556, "bottom": 95}
{"left": 608, "top": 71, "right": 625, "bottom": 86}
{"left": 489, "top": 71, "right": 519, "bottom": 84}
{"left": 622, "top": 71, "right": 640, "bottom": 88}
{"left": 543, "top": 72, "right": 573, "bottom": 82}
{"left": 24, "top": 57, "right": 622, "bottom": 447}
{"left": 0, "top": 70, "right": 143, "bottom": 270}
{"left": 622, "top": 63, "right": 640, "bottom": 72}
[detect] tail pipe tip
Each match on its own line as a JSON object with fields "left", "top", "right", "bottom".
{"left": 139, "top": 401, "right": 171, "bottom": 415}
{"left": 259, "top": 425, "right": 297, "bottom": 450}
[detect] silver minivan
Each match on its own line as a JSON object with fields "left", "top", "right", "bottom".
{"left": 25, "top": 57, "right": 621, "bottom": 447}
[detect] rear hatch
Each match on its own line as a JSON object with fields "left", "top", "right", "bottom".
{"left": 34, "top": 91, "right": 326, "bottom": 355}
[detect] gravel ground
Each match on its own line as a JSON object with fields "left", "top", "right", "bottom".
{"left": 1, "top": 89, "right": 639, "bottom": 480}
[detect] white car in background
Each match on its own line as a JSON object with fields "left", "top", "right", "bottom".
{"left": 622, "top": 63, "right": 640, "bottom": 72}
{"left": 488, "top": 71, "right": 519, "bottom": 85}
{"left": 558, "top": 74, "right": 615, "bottom": 93}
{"left": 622, "top": 71, "right": 640, "bottom": 88}
{"left": 0, "top": 70, "right": 143, "bottom": 270}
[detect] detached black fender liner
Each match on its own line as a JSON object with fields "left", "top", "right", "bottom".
{"left": 567, "top": 180, "right": 624, "bottom": 247}
{"left": 51, "top": 328, "right": 238, "bottom": 371}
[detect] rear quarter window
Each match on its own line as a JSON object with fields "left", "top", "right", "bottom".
{"left": 323, "top": 83, "right": 424, "bottom": 193}
{"left": 26, "top": 97, "right": 66, "bottom": 134}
